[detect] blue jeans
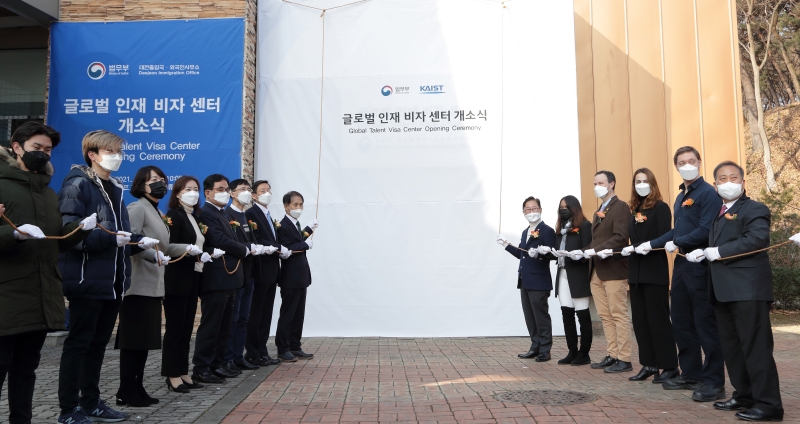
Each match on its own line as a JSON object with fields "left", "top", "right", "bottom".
{"left": 224, "top": 279, "right": 254, "bottom": 363}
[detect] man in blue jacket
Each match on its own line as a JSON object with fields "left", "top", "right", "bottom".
{"left": 497, "top": 196, "right": 556, "bottom": 362}
{"left": 56, "top": 131, "right": 159, "bottom": 424}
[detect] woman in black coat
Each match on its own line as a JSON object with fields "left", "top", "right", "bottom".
{"left": 540, "top": 195, "right": 593, "bottom": 366}
{"left": 161, "top": 176, "right": 212, "bottom": 393}
{"left": 621, "top": 168, "right": 678, "bottom": 382}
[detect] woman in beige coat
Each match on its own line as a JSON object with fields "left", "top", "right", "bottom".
{"left": 115, "top": 165, "right": 202, "bottom": 406}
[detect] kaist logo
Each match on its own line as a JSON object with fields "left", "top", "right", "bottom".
{"left": 87, "top": 62, "right": 106, "bottom": 80}
{"left": 420, "top": 85, "right": 445, "bottom": 94}
{"left": 381, "top": 86, "right": 393, "bottom": 96}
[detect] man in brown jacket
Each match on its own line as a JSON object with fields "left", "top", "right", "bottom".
{"left": 582, "top": 170, "right": 632, "bottom": 373}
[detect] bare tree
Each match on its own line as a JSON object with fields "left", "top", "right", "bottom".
{"left": 774, "top": 34, "right": 800, "bottom": 99}
{"left": 741, "top": 61, "right": 765, "bottom": 151}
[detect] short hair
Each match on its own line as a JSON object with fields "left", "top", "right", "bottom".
{"left": 713, "top": 161, "right": 745, "bottom": 180}
{"left": 10, "top": 121, "right": 61, "bottom": 155}
{"left": 595, "top": 170, "right": 616, "bottom": 185}
{"left": 522, "top": 196, "right": 541, "bottom": 210}
{"left": 130, "top": 165, "right": 167, "bottom": 199}
{"left": 283, "top": 191, "right": 304, "bottom": 205}
{"left": 673, "top": 146, "right": 702, "bottom": 165}
{"left": 229, "top": 178, "right": 251, "bottom": 191}
{"left": 168, "top": 175, "right": 201, "bottom": 214}
{"left": 82, "top": 130, "right": 124, "bottom": 166}
{"left": 252, "top": 180, "right": 270, "bottom": 193}
{"left": 203, "top": 174, "right": 229, "bottom": 192}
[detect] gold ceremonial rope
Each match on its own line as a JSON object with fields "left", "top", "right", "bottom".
{"left": 506, "top": 241, "right": 796, "bottom": 261}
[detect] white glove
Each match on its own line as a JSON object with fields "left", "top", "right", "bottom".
{"left": 791, "top": 232, "right": 800, "bottom": 246}
{"left": 597, "top": 249, "right": 614, "bottom": 259}
{"left": 115, "top": 231, "right": 132, "bottom": 247}
{"left": 305, "top": 239, "right": 314, "bottom": 250}
{"left": 583, "top": 249, "right": 596, "bottom": 259}
{"left": 704, "top": 247, "right": 721, "bottom": 262}
{"left": 308, "top": 219, "right": 318, "bottom": 230}
{"left": 264, "top": 245, "right": 278, "bottom": 255}
{"left": 185, "top": 244, "right": 203, "bottom": 256}
{"left": 245, "top": 246, "right": 250, "bottom": 257}
{"left": 621, "top": 246, "right": 635, "bottom": 257}
{"left": 154, "top": 250, "right": 170, "bottom": 266}
{"left": 212, "top": 248, "right": 225, "bottom": 258}
{"left": 139, "top": 237, "right": 159, "bottom": 249}
{"left": 13, "top": 224, "right": 46, "bottom": 240}
{"left": 280, "top": 250, "right": 292, "bottom": 260}
{"left": 686, "top": 249, "right": 705, "bottom": 263}
{"left": 552, "top": 249, "right": 568, "bottom": 258}
{"left": 250, "top": 243, "right": 260, "bottom": 255}
{"left": 80, "top": 213, "right": 97, "bottom": 231}
{"left": 569, "top": 250, "right": 585, "bottom": 261}
{"left": 537, "top": 245, "right": 551, "bottom": 255}
{"left": 635, "top": 241, "right": 652, "bottom": 255}
{"left": 279, "top": 245, "right": 290, "bottom": 256}
{"left": 496, "top": 234, "right": 509, "bottom": 247}
{"left": 200, "top": 252, "right": 213, "bottom": 263}
{"left": 528, "top": 248, "right": 538, "bottom": 258}
{"left": 665, "top": 241, "right": 678, "bottom": 253}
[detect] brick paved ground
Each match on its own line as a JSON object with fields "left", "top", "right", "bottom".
{"left": 224, "top": 329, "right": 800, "bottom": 424}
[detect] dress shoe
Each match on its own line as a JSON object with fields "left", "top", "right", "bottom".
{"left": 180, "top": 378, "right": 205, "bottom": 389}
{"left": 115, "top": 389, "right": 152, "bottom": 407}
{"left": 628, "top": 366, "right": 658, "bottom": 381}
{"left": 517, "top": 349, "right": 538, "bottom": 359}
{"left": 571, "top": 352, "right": 591, "bottom": 366}
{"left": 692, "top": 384, "right": 726, "bottom": 402}
{"left": 234, "top": 359, "right": 260, "bottom": 370}
{"left": 245, "top": 356, "right": 268, "bottom": 366}
{"left": 535, "top": 352, "right": 551, "bottom": 362}
{"left": 558, "top": 350, "right": 577, "bottom": 365}
{"left": 223, "top": 362, "right": 243, "bottom": 376}
{"left": 714, "top": 397, "right": 755, "bottom": 411}
{"left": 604, "top": 360, "right": 632, "bottom": 373}
{"left": 291, "top": 350, "right": 314, "bottom": 359}
{"left": 662, "top": 375, "right": 701, "bottom": 391}
{"left": 212, "top": 367, "right": 238, "bottom": 379}
{"left": 653, "top": 368, "right": 679, "bottom": 384}
{"left": 165, "top": 377, "right": 191, "bottom": 393}
{"left": 278, "top": 351, "right": 298, "bottom": 362}
{"left": 262, "top": 356, "right": 282, "bottom": 366}
{"left": 736, "top": 407, "right": 784, "bottom": 422}
{"left": 192, "top": 371, "right": 224, "bottom": 384}
{"left": 590, "top": 355, "right": 616, "bottom": 369}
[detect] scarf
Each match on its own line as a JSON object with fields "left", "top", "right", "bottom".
{"left": 557, "top": 222, "right": 572, "bottom": 268}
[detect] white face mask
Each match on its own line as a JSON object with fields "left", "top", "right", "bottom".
{"left": 213, "top": 192, "right": 230, "bottom": 205}
{"left": 594, "top": 185, "right": 609, "bottom": 199}
{"left": 180, "top": 191, "right": 199, "bottom": 206}
{"left": 525, "top": 213, "right": 541, "bottom": 223}
{"left": 237, "top": 191, "right": 252, "bottom": 205}
{"left": 678, "top": 164, "right": 699, "bottom": 181}
{"left": 635, "top": 183, "right": 651, "bottom": 197}
{"left": 289, "top": 208, "right": 302, "bottom": 219}
{"left": 716, "top": 182, "right": 743, "bottom": 201}
{"left": 96, "top": 153, "right": 122, "bottom": 172}
{"left": 257, "top": 192, "right": 272, "bottom": 205}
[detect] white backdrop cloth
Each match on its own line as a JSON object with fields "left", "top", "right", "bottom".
{"left": 256, "top": 0, "right": 583, "bottom": 336}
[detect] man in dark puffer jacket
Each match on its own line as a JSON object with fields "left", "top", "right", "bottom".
{"left": 56, "top": 130, "right": 159, "bottom": 424}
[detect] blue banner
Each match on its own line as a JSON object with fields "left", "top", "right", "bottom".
{"left": 48, "top": 18, "right": 244, "bottom": 204}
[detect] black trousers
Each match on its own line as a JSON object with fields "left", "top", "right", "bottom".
{"left": 162, "top": 290, "right": 199, "bottom": 377}
{"left": 716, "top": 300, "right": 783, "bottom": 414}
{"left": 670, "top": 258, "right": 724, "bottom": 386}
{"left": 275, "top": 287, "right": 307, "bottom": 354}
{"left": 117, "top": 349, "right": 149, "bottom": 398}
{"left": 192, "top": 289, "right": 235, "bottom": 374}
{"left": 58, "top": 297, "right": 121, "bottom": 415}
{"left": 520, "top": 288, "right": 552, "bottom": 354}
{"left": 629, "top": 284, "right": 678, "bottom": 369}
{"left": 0, "top": 330, "right": 47, "bottom": 424}
{"left": 246, "top": 282, "right": 278, "bottom": 359}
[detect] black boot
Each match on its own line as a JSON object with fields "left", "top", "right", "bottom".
{"left": 558, "top": 307, "right": 578, "bottom": 365}
{"left": 573, "top": 309, "right": 593, "bottom": 366}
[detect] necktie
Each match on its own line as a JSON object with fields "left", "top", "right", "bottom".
{"left": 718, "top": 205, "right": 728, "bottom": 218}
{"left": 266, "top": 210, "right": 276, "bottom": 236}
{"left": 296, "top": 221, "right": 302, "bottom": 234}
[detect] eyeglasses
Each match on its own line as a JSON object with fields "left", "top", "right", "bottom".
{"left": 211, "top": 187, "right": 231, "bottom": 193}
{"left": 524, "top": 207, "right": 541, "bottom": 213}
{"left": 233, "top": 187, "right": 252, "bottom": 193}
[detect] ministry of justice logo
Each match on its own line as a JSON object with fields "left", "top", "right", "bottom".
{"left": 87, "top": 62, "right": 106, "bottom": 80}
{"left": 381, "top": 85, "right": 393, "bottom": 96}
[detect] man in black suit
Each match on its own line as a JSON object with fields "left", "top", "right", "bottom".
{"left": 275, "top": 191, "right": 317, "bottom": 362}
{"left": 686, "top": 161, "right": 783, "bottom": 421}
{"left": 244, "top": 180, "right": 286, "bottom": 366}
{"left": 192, "top": 174, "right": 250, "bottom": 384}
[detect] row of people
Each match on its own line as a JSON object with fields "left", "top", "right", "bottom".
{"left": 0, "top": 123, "right": 318, "bottom": 424}
{"left": 499, "top": 145, "right": 799, "bottom": 423}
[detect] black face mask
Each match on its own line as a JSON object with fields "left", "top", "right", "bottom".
{"left": 148, "top": 181, "right": 168, "bottom": 199}
{"left": 558, "top": 209, "right": 572, "bottom": 221}
{"left": 19, "top": 149, "right": 50, "bottom": 173}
